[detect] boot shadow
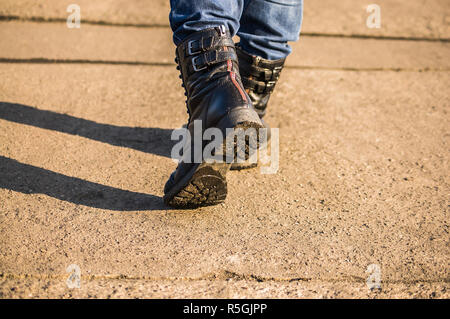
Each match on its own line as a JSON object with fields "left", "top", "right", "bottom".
{"left": 0, "top": 156, "right": 165, "bottom": 211}
{"left": 0, "top": 102, "right": 176, "bottom": 158}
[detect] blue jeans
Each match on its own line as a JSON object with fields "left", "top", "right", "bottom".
{"left": 169, "top": 0, "right": 303, "bottom": 60}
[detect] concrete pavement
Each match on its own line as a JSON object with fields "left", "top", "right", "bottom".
{"left": 1, "top": 21, "right": 450, "bottom": 71}
{"left": 2, "top": 0, "right": 449, "bottom": 39}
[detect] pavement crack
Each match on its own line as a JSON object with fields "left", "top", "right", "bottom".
{"left": 1, "top": 271, "right": 449, "bottom": 285}
{"left": 1, "top": 15, "right": 449, "bottom": 43}
{"left": 0, "top": 15, "right": 168, "bottom": 28}
{"left": 0, "top": 58, "right": 448, "bottom": 73}
{"left": 300, "top": 32, "right": 450, "bottom": 43}
{"left": 0, "top": 57, "right": 172, "bottom": 67}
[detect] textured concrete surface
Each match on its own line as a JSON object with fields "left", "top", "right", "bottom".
{"left": 0, "top": 1, "right": 449, "bottom": 299}
{"left": 1, "top": 278, "right": 448, "bottom": 299}
{"left": 1, "top": 21, "right": 450, "bottom": 71}
{"left": 1, "top": 0, "right": 449, "bottom": 39}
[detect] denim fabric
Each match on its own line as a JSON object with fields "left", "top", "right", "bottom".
{"left": 169, "top": 0, "right": 303, "bottom": 60}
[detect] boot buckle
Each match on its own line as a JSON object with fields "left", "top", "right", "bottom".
{"left": 192, "top": 50, "right": 219, "bottom": 72}
{"left": 187, "top": 40, "right": 201, "bottom": 55}
{"left": 187, "top": 40, "right": 199, "bottom": 56}
{"left": 188, "top": 37, "right": 215, "bottom": 56}
{"left": 192, "top": 55, "right": 207, "bottom": 72}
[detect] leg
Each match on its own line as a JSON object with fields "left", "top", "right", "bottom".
{"left": 237, "top": 0, "right": 303, "bottom": 60}
{"left": 164, "top": 1, "right": 264, "bottom": 207}
{"left": 230, "top": 0, "right": 303, "bottom": 170}
{"left": 169, "top": 0, "right": 244, "bottom": 45}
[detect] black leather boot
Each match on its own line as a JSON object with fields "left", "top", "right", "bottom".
{"left": 230, "top": 45, "right": 286, "bottom": 170}
{"left": 163, "top": 26, "right": 263, "bottom": 208}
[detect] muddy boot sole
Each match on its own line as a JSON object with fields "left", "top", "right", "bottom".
{"left": 164, "top": 109, "right": 263, "bottom": 208}
{"left": 164, "top": 161, "right": 229, "bottom": 208}
{"left": 230, "top": 119, "right": 270, "bottom": 171}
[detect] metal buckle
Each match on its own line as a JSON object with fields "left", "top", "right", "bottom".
{"left": 265, "top": 81, "right": 276, "bottom": 93}
{"left": 187, "top": 40, "right": 199, "bottom": 56}
{"left": 264, "top": 69, "right": 272, "bottom": 81}
{"left": 219, "top": 25, "right": 226, "bottom": 36}
{"left": 192, "top": 56, "right": 206, "bottom": 72}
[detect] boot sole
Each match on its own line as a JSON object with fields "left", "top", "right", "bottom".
{"left": 164, "top": 108, "right": 263, "bottom": 208}
{"left": 230, "top": 162, "right": 258, "bottom": 170}
{"left": 230, "top": 119, "right": 271, "bottom": 171}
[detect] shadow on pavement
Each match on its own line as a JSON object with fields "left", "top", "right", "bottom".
{"left": 0, "top": 156, "right": 166, "bottom": 211}
{"left": 0, "top": 102, "right": 176, "bottom": 158}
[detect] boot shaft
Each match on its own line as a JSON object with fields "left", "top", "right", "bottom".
{"left": 236, "top": 46, "right": 286, "bottom": 118}
{"left": 174, "top": 26, "right": 251, "bottom": 125}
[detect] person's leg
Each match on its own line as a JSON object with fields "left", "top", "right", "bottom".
{"left": 169, "top": 0, "right": 244, "bottom": 45}
{"left": 237, "top": 0, "right": 303, "bottom": 60}
{"left": 229, "top": 0, "right": 303, "bottom": 170}
{"left": 164, "top": 1, "right": 264, "bottom": 207}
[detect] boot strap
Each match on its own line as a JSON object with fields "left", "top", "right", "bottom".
{"left": 188, "top": 49, "right": 238, "bottom": 73}
{"left": 246, "top": 65, "right": 283, "bottom": 81}
{"left": 186, "top": 37, "right": 235, "bottom": 56}
{"left": 242, "top": 77, "right": 276, "bottom": 94}
{"left": 236, "top": 45, "right": 285, "bottom": 81}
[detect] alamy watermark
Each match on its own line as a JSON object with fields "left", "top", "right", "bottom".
{"left": 366, "top": 263, "right": 382, "bottom": 290}
{"left": 366, "top": 4, "right": 381, "bottom": 29}
{"left": 67, "top": 4, "right": 81, "bottom": 29}
{"left": 66, "top": 263, "right": 81, "bottom": 289}
{"left": 170, "top": 120, "right": 279, "bottom": 174}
